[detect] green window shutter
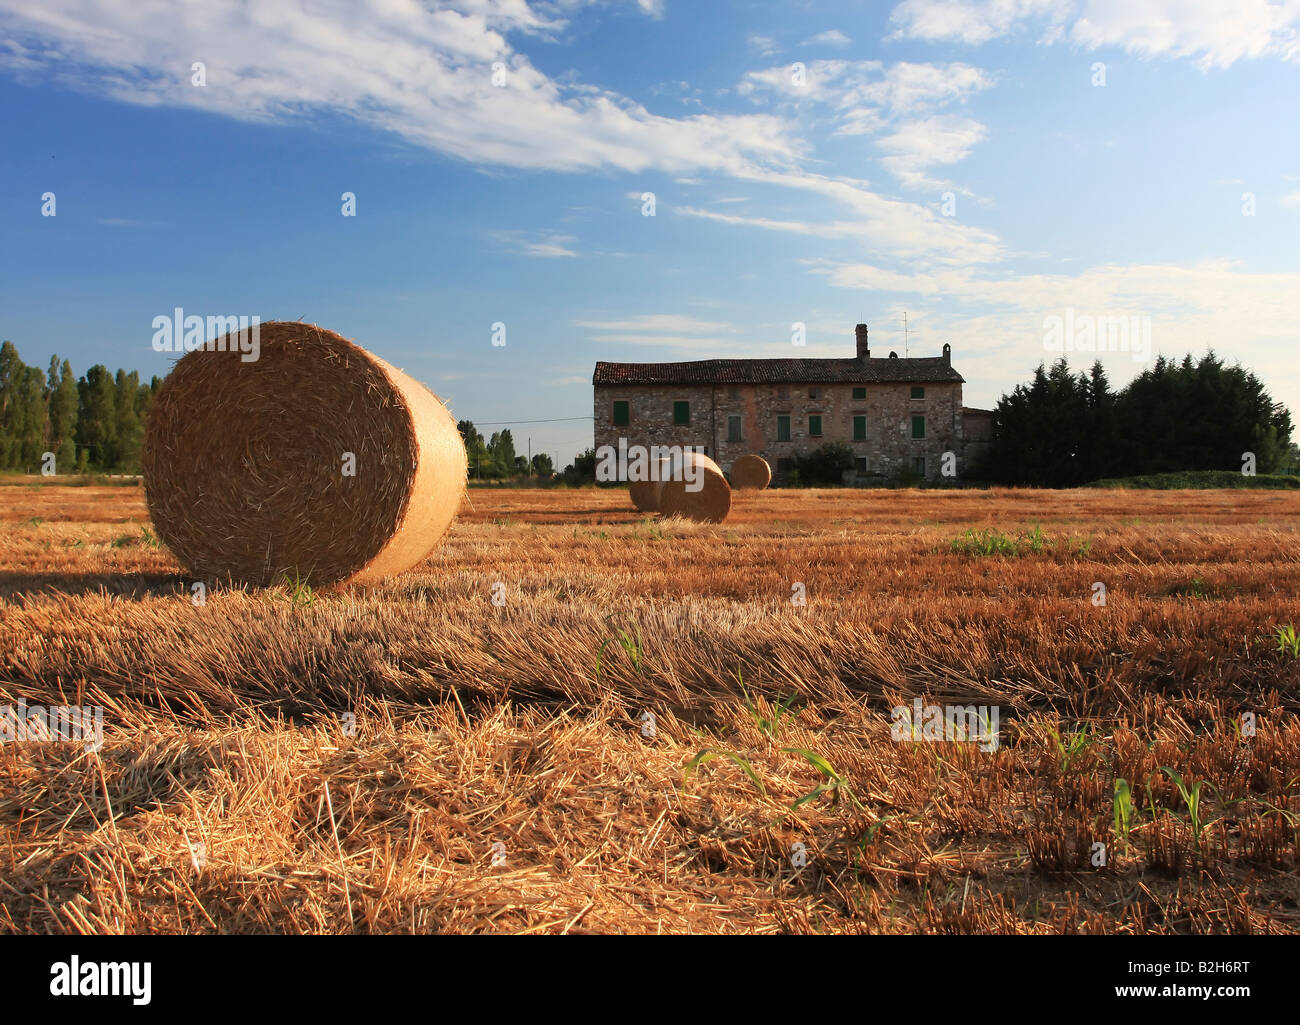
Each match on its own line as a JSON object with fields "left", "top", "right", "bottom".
{"left": 613, "top": 400, "right": 630, "bottom": 427}
{"left": 853, "top": 415, "right": 867, "bottom": 441}
{"left": 911, "top": 414, "right": 925, "bottom": 439}
{"left": 777, "top": 415, "right": 791, "bottom": 442}
{"left": 809, "top": 415, "right": 822, "bottom": 436}
{"left": 911, "top": 386, "right": 925, "bottom": 399}
{"left": 852, "top": 387, "right": 866, "bottom": 399}
{"left": 673, "top": 400, "right": 690, "bottom": 425}
{"left": 727, "top": 415, "right": 742, "bottom": 442}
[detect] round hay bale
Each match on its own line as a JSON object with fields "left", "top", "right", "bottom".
{"left": 628, "top": 457, "right": 672, "bottom": 512}
{"left": 730, "top": 454, "right": 772, "bottom": 490}
{"left": 142, "top": 321, "right": 467, "bottom": 587}
{"left": 656, "top": 452, "right": 731, "bottom": 523}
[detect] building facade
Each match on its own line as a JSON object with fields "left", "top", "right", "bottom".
{"left": 593, "top": 324, "right": 984, "bottom": 482}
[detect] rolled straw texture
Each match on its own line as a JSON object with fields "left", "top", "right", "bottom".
{"left": 655, "top": 452, "right": 731, "bottom": 523}
{"left": 142, "top": 322, "right": 466, "bottom": 587}
{"left": 730, "top": 454, "right": 772, "bottom": 490}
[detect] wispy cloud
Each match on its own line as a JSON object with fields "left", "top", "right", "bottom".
{"left": 876, "top": 115, "right": 987, "bottom": 190}
{"left": 490, "top": 229, "right": 580, "bottom": 257}
{"left": 574, "top": 313, "right": 753, "bottom": 354}
{"left": 0, "top": 0, "right": 797, "bottom": 176}
{"left": 575, "top": 314, "right": 736, "bottom": 334}
{"left": 887, "top": 0, "right": 1300, "bottom": 70}
{"left": 803, "top": 29, "right": 851, "bottom": 47}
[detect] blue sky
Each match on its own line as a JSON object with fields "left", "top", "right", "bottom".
{"left": 2, "top": 0, "right": 1299, "bottom": 466}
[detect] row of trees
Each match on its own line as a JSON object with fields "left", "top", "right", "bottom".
{"left": 456, "top": 420, "right": 559, "bottom": 479}
{"left": 984, "top": 353, "right": 1295, "bottom": 487}
{"left": 455, "top": 420, "right": 600, "bottom": 485}
{"left": 0, "top": 340, "right": 161, "bottom": 474}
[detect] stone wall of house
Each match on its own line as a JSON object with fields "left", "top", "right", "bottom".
{"left": 593, "top": 385, "right": 714, "bottom": 456}
{"left": 594, "top": 380, "right": 968, "bottom": 481}
{"left": 961, "top": 407, "right": 995, "bottom": 476}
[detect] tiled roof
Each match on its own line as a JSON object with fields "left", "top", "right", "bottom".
{"left": 593, "top": 355, "right": 964, "bottom": 386}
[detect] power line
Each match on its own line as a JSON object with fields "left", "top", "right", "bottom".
{"left": 471, "top": 415, "right": 594, "bottom": 425}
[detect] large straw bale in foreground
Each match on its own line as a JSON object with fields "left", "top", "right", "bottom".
{"left": 656, "top": 452, "right": 731, "bottom": 523}
{"left": 142, "top": 322, "right": 467, "bottom": 587}
{"left": 730, "top": 454, "right": 772, "bottom": 490}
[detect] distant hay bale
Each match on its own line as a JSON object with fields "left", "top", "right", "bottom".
{"left": 142, "top": 321, "right": 467, "bottom": 587}
{"left": 628, "top": 457, "right": 672, "bottom": 512}
{"left": 656, "top": 452, "right": 731, "bottom": 523}
{"left": 730, "top": 454, "right": 772, "bottom": 490}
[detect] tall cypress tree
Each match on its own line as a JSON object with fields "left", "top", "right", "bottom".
{"left": 77, "top": 365, "right": 118, "bottom": 471}
{"left": 0, "top": 341, "right": 20, "bottom": 469}
{"left": 50, "top": 358, "right": 79, "bottom": 472}
{"left": 114, "top": 369, "right": 142, "bottom": 472}
{"left": 16, "top": 364, "right": 46, "bottom": 471}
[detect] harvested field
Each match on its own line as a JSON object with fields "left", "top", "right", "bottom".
{"left": 2, "top": 483, "right": 1299, "bottom": 934}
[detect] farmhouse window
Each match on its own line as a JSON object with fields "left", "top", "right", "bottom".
{"left": 911, "top": 415, "right": 925, "bottom": 439}
{"left": 808, "top": 415, "right": 823, "bottom": 437}
{"left": 613, "top": 400, "right": 630, "bottom": 426}
{"left": 853, "top": 415, "right": 867, "bottom": 441}
{"left": 809, "top": 388, "right": 821, "bottom": 400}
{"left": 852, "top": 387, "right": 866, "bottom": 399}
{"left": 912, "top": 456, "right": 926, "bottom": 476}
{"left": 673, "top": 400, "right": 690, "bottom": 425}
{"left": 776, "top": 415, "right": 791, "bottom": 442}
{"left": 727, "top": 415, "right": 742, "bottom": 442}
{"left": 855, "top": 457, "right": 868, "bottom": 472}
{"left": 911, "top": 386, "right": 925, "bottom": 400}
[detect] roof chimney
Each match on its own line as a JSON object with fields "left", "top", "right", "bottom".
{"left": 942, "top": 342, "right": 951, "bottom": 365}
{"left": 855, "top": 323, "right": 869, "bottom": 359}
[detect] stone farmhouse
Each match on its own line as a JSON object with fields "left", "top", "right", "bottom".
{"left": 592, "top": 324, "right": 992, "bottom": 482}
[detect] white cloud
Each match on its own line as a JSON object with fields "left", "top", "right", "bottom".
{"left": 1281, "top": 190, "right": 1300, "bottom": 208}
{"left": 680, "top": 166, "right": 1006, "bottom": 265}
{"left": 817, "top": 257, "right": 1300, "bottom": 415}
{"left": 877, "top": 115, "right": 988, "bottom": 189}
{"left": 0, "top": 3, "right": 1012, "bottom": 276}
{"left": 490, "top": 229, "right": 580, "bottom": 257}
{"left": 888, "top": 0, "right": 1070, "bottom": 45}
{"left": 523, "top": 236, "right": 579, "bottom": 257}
{"left": 574, "top": 312, "right": 851, "bottom": 357}
{"left": 887, "top": 0, "right": 1300, "bottom": 70}
{"left": 1071, "top": 0, "right": 1300, "bottom": 70}
{"left": 737, "top": 61, "right": 994, "bottom": 188}
{"left": 746, "top": 33, "right": 779, "bottom": 56}
{"left": 575, "top": 314, "right": 736, "bottom": 333}
{"left": 676, "top": 206, "right": 864, "bottom": 237}
{"left": 737, "top": 59, "right": 994, "bottom": 147}
{"left": 803, "top": 29, "right": 851, "bottom": 46}
{"left": 0, "top": 0, "right": 798, "bottom": 176}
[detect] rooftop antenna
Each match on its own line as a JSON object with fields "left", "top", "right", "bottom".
{"left": 903, "top": 311, "right": 908, "bottom": 358}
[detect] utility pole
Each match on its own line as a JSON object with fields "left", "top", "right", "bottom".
{"left": 527, "top": 437, "right": 532, "bottom": 479}
{"left": 904, "top": 311, "right": 908, "bottom": 358}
